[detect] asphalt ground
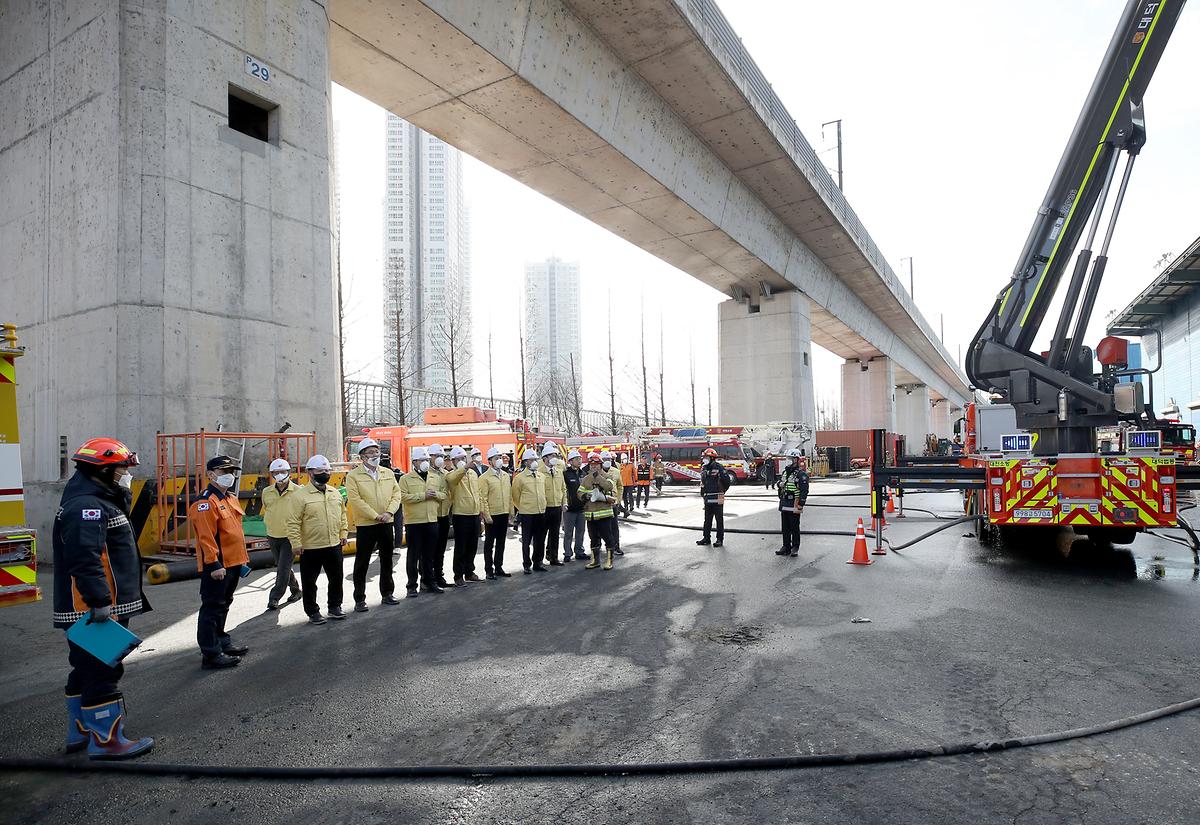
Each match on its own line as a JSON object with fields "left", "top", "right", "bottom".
{"left": 3, "top": 476, "right": 1200, "bottom": 824}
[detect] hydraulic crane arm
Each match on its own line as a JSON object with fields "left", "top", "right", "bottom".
{"left": 966, "top": 0, "right": 1185, "bottom": 450}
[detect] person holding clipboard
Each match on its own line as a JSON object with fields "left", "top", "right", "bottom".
{"left": 51, "top": 437, "right": 154, "bottom": 760}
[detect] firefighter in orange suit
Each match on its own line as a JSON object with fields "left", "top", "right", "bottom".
{"left": 52, "top": 437, "right": 153, "bottom": 760}
{"left": 189, "top": 455, "right": 251, "bottom": 670}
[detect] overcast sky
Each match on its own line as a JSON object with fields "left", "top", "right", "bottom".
{"left": 333, "top": 0, "right": 1200, "bottom": 420}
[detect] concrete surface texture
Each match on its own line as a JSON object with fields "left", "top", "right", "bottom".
{"left": 328, "top": 0, "right": 969, "bottom": 407}
{"left": 841, "top": 357, "right": 896, "bottom": 431}
{"left": 717, "top": 292, "right": 815, "bottom": 425}
{"left": 0, "top": 0, "right": 341, "bottom": 533}
{"left": 895, "top": 382, "right": 931, "bottom": 449}
{"left": 3, "top": 479, "right": 1200, "bottom": 824}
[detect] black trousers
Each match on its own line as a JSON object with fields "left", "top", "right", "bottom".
{"left": 780, "top": 510, "right": 802, "bottom": 550}
{"left": 519, "top": 513, "right": 547, "bottom": 568}
{"left": 405, "top": 522, "right": 438, "bottom": 590}
{"left": 587, "top": 516, "right": 615, "bottom": 550}
{"left": 702, "top": 503, "right": 724, "bottom": 542}
{"left": 483, "top": 513, "right": 508, "bottom": 573}
{"left": 300, "top": 546, "right": 343, "bottom": 615}
{"left": 66, "top": 625, "right": 127, "bottom": 704}
{"left": 543, "top": 507, "right": 562, "bottom": 562}
{"left": 435, "top": 516, "right": 451, "bottom": 583}
{"left": 622, "top": 485, "right": 635, "bottom": 514}
{"left": 352, "top": 521, "right": 396, "bottom": 602}
{"left": 635, "top": 484, "right": 649, "bottom": 508}
{"left": 655, "top": 477, "right": 663, "bottom": 492}
{"left": 452, "top": 514, "right": 480, "bottom": 577}
{"left": 197, "top": 566, "right": 241, "bottom": 656}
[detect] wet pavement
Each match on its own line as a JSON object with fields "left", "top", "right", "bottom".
{"left": 3, "top": 476, "right": 1200, "bottom": 824}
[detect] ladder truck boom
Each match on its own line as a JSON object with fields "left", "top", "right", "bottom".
{"left": 966, "top": 0, "right": 1185, "bottom": 455}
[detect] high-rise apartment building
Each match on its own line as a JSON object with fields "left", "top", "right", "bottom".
{"left": 524, "top": 257, "right": 582, "bottom": 388}
{"left": 384, "top": 114, "right": 472, "bottom": 395}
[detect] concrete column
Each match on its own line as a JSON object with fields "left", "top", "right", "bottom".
{"left": 930, "top": 399, "right": 953, "bottom": 439}
{"left": 895, "top": 384, "right": 932, "bottom": 451}
{"left": 840, "top": 358, "right": 895, "bottom": 431}
{"left": 718, "top": 291, "right": 815, "bottom": 430}
{"left": 1, "top": 1, "right": 340, "bottom": 532}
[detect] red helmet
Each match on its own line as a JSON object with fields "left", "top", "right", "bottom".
{"left": 587, "top": 452, "right": 602, "bottom": 462}
{"left": 702, "top": 448, "right": 718, "bottom": 458}
{"left": 73, "top": 437, "right": 139, "bottom": 467}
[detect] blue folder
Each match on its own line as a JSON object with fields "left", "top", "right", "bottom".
{"left": 66, "top": 616, "right": 142, "bottom": 667}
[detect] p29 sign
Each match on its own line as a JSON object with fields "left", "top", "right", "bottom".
{"left": 244, "top": 54, "right": 271, "bottom": 84}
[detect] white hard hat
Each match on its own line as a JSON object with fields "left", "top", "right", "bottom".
{"left": 449, "top": 446, "right": 468, "bottom": 459}
{"left": 269, "top": 458, "right": 291, "bottom": 473}
{"left": 788, "top": 448, "right": 802, "bottom": 458}
{"left": 411, "top": 446, "right": 430, "bottom": 461}
{"left": 357, "top": 437, "right": 380, "bottom": 453}
{"left": 305, "top": 455, "right": 332, "bottom": 471}
{"left": 567, "top": 449, "right": 581, "bottom": 461}
{"left": 522, "top": 448, "right": 539, "bottom": 461}
{"left": 600, "top": 450, "right": 612, "bottom": 459}
{"left": 620, "top": 453, "right": 628, "bottom": 460}
{"left": 486, "top": 446, "right": 502, "bottom": 460}
{"left": 427, "top": 443, "right": 445, "bottom": 455}
{"left": 470, "top": 446, "right": 482, "bottom": 456}
{"left": 541, "top": 443, "right": 559, "bottom": 457}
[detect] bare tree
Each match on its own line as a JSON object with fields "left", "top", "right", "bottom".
{"left": 607, "top": 297, "right": 617, "bottom": 434}
{"left": 431, "top": 292, "right": 471, "bottom": 407}
{"left": 390, "top": 311, "right": 426, "bottom": 425}
{"left": 640, "top": 297, "right": 650, "bottom": 427}
{"left": 518, "top": 316, "right": 529, "bottom": 421}
{"left": 487, "top": 327, "right": 495, "bottom": 408}
{"left": 658, "top": 313, "right": 666, "bottom": 426}
{"left": 569, "top": 352, "right": 583, "bottom": 435}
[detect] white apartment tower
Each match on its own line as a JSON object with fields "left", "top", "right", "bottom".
{"left": 524, "top": 258, "right": 582, "bottom": 387}
{"left": 384, "top": 114, "right": 472, "bottom": 396}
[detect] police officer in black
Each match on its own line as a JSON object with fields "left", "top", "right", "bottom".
{"left": 52, "top": 437, "right": 154, "bottom": 760}
{"left": 696, "top": 448, "right": 732, "bottom": 547}
{"left": 776, "top": 449, "right": 810, "bottom": 557}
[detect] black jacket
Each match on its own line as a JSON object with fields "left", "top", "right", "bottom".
{"left": 52, "top": 471, "right": 150, "bottom": 628}
{"left": 699, "top": 462, "right": 732, "bottom": 503}
{"left": 778, "top": 464, "right": 810, "bottom": 510}
{"left": 563, "top": 466, "right": 585, "bottom": 512}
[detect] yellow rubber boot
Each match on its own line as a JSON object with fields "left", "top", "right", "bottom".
{"left": 586, "top": 550, "right": 600, "bottom": 569}
{"left": 603, "top": 549, "right": 613, "bottom": 570}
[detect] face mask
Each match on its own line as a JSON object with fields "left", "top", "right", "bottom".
{"left": 527, "top": 460, "right": 538, "bottom": 472}
{"left": 455, "top": 460, "right": 466, "bottom": 469}
{"left": 215, "top": 473, "right": 236, "bottom": 489}
{"left": 602, "top": 460, "right": 612, "bottom": 470}
{"left": 418, "top": 460, "right": 430, "bottom": 473}
{"left": 364, "top": 455, "right": 379, "bottom": 467}
{"left": 117, "top": 472, "right": 133, "bottom": 490}
{"left": 547, "top": 457, "right": 559, "bottom": 467}
{"left": 702, "top": 458, "right": 711, "bottom": 466}
{"left": 491, "top": 458, "right": 503, "bottom": 469}
{"left": 273, "top": 472, "right": 290, "bottom": 483}
{"left": 433, "top": 456, "right": 445, "bottom": 469}
{"left": 311, "top": 471, "right": 331, "bottom": 484}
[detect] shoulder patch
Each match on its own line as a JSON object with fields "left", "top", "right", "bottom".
{"left": 196, "top": 502, "right": 211, "bottom": 512}
{"left": 81, "top": 508, "right": 102, "bottom": 521}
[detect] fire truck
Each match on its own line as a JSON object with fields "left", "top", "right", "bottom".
{"left": 0, "top": 324, "right": 39, "bottom": 607}
{"left": 646, "top": 436, "right": 754, "bottom": 483}
{"left": 877, "top": 0, "right": 1196, "bottom": 546}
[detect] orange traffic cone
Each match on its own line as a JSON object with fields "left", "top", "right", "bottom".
{"left": 847, "top": 517, "right": 873, "bottom": 565}
{"left": 886, "top": 490, "right": 896, "bottom": 514}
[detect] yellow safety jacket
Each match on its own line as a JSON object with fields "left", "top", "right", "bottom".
{"left": 607, "top": 466, "right": 624, "bottom": 502}
{"left": 544, "top": 464, "right": 567, "bottom": 508}
{"left": 261, "top": 480, "right": 301, "bottom": 539}
{"left": 578, "top": 468, "right": 616, "bottom": 520}
{"left": 400, "top": 469, "right": 447, "bottom": 524}
{"left": 344, "top": 464, "right": 403, "bottom": 528}
{"left": 479, "top": 467, "right": 512, "bottom": 517}
{"left": 446, "top": 465, "right": 482, "bottom": 516}
{"left": 512, "top": 468, "right": 548, "bottom": 515}
{"left": 286, "top": 483, "right": 349, "bottom": 551}
{"left": 434, "top": 467, "right": 453, "bottom": 518}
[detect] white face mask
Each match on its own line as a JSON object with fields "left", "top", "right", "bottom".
{"left": 702, "top": 458, "right": 711, "bottom": 466}
{"left": 491, "top": 458, "right": 503, "bottom": 469}
{"left": 363, "top": 455, "right": 379, "bottom": 467}
{"left": 215, "top": 473, "right": 236, "bottom": 489}
{"left": 418, "top": 460, "right": 430, "bottom": 473}
{"left": 547, "top": 457, "right": 559, "bottom": 467}
{"left": 273, "top": 472, "right": 290, "bottom": 483}
{"left": 527, "top": 460, "right": 539, "bottom": 472}
{"left": 433, "top": 456, "right": 445, "bottom": 469}
{"left": 455, "top": 460, "right": 466, "bottom": 469}
{"left": 117, "top": 472, "right": 133, "bottom": 490}
{"left": 602, "top": 460, "right": 612, "bottom": 470}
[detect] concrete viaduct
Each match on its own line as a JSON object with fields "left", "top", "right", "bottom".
{"left": 1, "top": 0, "right": 970, "bottom": 526}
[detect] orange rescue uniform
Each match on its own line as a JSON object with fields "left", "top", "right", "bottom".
{"left": 188, "top": 487, "right": 251, "bottom": 571}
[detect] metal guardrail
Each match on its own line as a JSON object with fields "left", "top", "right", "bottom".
{"left": 678, "top": 0, "right": 966, "bottom": 387}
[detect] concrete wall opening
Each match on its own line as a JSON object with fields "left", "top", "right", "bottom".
{"left": 228, "top": 84, "right": 277, "bottom": 144}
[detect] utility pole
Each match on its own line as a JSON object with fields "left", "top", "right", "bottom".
{"left": 569, "top": 352, "right": 583, "bottom": 435}
{"left": 337, "top": 251, "right": 348, "bottom": 438}
{"left": 821, "top": 118, "right": 843, "bottom": 191}
{"left": 707, "top": 386, "right": 712, "bottom": 426}
{"left": 518, "top": 317, "right": 528, "bottom": 421}
{"left": 640, "top": 297, "right": 650, "bottom": 427}
{"left": 901, "top": 257, "right": 914, "bottom": 299}
{"left": 940, "top": 313, "right": 945, "bottom": 343}
{"left": 394, "top": 310, "right": 407, "bottom": 426}
{"left": 487, "top": 327, "right": 495, "bottom": 408}
{"left": 689, "top": 341, "right": 697, "bottom": 425}
{"left": 607, "top": 297, "right": 617, "bottom": 434}
{"left": 658, "top": 313, "right": 666, "bottom": 426}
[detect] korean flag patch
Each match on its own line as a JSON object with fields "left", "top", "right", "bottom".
{"left": 196, "top": 502, "right": 211, "bottom": 512}
{"left": 81, "top": 509, "right": 102, "bottom": 521}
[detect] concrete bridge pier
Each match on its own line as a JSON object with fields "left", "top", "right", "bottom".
{"left": 895, "top": 383, "right": 932, "bottom": 453}
{"left": 840, "top": 358, "right": 896, "bottom": 432}
{"left": 717, "top": 292, "right": 815, "bottom": 430}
